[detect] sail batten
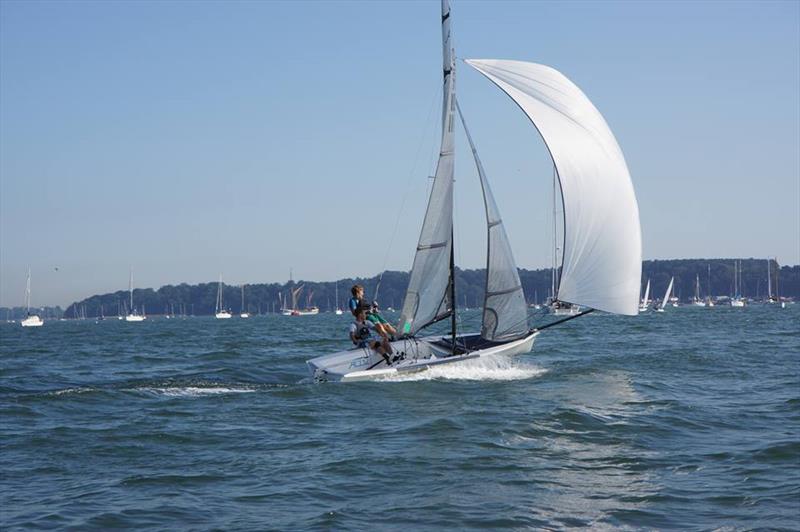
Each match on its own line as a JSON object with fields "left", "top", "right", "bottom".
{"left": 466, "top": 59, "right": 642, "bottom": 316}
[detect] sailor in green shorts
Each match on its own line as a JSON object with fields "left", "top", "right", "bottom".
{"left": 348, "top": 284, "right": 397, "bottom": 340}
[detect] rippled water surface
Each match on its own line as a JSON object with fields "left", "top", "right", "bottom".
{"left": 2, "top": 306, "right": 799, "bottom": 530}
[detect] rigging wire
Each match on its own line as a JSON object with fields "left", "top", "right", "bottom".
{"left": 373, "top": 81, "right": 441, "bottom": 302}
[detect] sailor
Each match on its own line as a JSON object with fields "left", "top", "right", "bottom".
{"left": 348, "top": 284, "right": 397, "bottom": 340}
{"left": 349, "top": 306, "right": 393, "bottom": 364}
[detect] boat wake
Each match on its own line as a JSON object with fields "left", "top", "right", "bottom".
{"left": 137, "top": 385, "right": 257, "bottom": 397}
{"left": 380, "top": 355, "right": 547, "bottom": 382}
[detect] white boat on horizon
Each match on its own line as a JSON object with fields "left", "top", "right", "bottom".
{"left": 334, "top": 280, "right": 344, "bottom": 315}
{"left": 215, "top": 274, "right": 232, "bottom": 319}
{"left": 240, "top": 284, "right": 250, "bottom": 318}
{"left": 308, "top": 0, "right": 642, "bottom": 382}
{"left": 20, "top": 267, "right": 44, "bottom": 327}
{"left": 730, "top": 260, "right": 745, "bottom": 307}
{"left": 124, "top": 268, "right": 146, "bottom": 322}
{"left": 692, "top": 274, "right": 705, "bottom": 306}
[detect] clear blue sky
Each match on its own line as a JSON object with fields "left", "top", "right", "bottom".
{"left": 1, "top": 0, "right": 798, "bottom": 307}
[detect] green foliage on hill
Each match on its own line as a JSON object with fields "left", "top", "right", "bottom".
{"left": 63, "top": 259, "right": 798, "bottom": 318}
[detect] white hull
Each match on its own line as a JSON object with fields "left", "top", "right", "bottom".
{"left": 549, "top": 303, "right": 581, "bottom": 316}
{"left": 290, "top": 308, "right": 319, "bottom": 316}
{"left": 730, "top": 299, "right": 745, "bottom": 307}
{"left": 638, "top": 304, "right": 649, "bottom": 312}
{"left": 334, "top": 309, "right": 344, "bottom": 315}
{"left": 692, "top": 301, "right": 705, "bottom": 307}
{"left": 216, "top": 312, "right": 232, "bottom": 319}
{"left": 125, "top": 314, "right": 146, "bottom": 322}
{"left": 240, "top": 313, "right": 250, "bottom": 318}
{"left": 21, "top": 315, "right": 43, "bottom": 327}
{"left": 307, "top": 332, "right": 537, "bottom": 382}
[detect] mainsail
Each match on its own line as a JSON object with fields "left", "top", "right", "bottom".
{"left": 466, "top": 59, "right": 642, "bottom": 315}
{"left": 660, "top": 277, "right": 674, "bottom": 311}
{"left": 456, "top": 100, "right": 528, "bottom": 341}
{"left": 398, "top": 0, "right": 455, "bottom": 336}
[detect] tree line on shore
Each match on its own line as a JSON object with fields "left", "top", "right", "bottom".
{"left": 19, "top": 259, "right": 799, "bottom": 319}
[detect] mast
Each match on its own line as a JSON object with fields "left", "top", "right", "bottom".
{"left": 551, "top": 168, "right": 558, "bottom": 301}
{"left": 767, "top": 258, "right": 772, "bottom": 300}
{"left": 397, "top": 0, "right": 456, "bottom": 336}
{"left": 241, "top": 284, "right": 245, "bottom": 312}
{"left": 450, "top": 228, "right": 456, "bottom": 355}
{"left": 129, "top": 268, "right": 134, "bottom": 312}
{"left": 695, "top": 274, "right": 700, "bottom": 301}
{"left": 707, "top": 264, "right": 712, "bottom": 300}
{"left": 25, "top": 267, "right": 31, "bottom": 314}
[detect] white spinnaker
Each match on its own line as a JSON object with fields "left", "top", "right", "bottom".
{"left": 466, "top": 59, "right": 642, "bottom": 316}
{"left": 456, "top": 100, "right": 528, "bottom": 341}
{"left": 660, "top": 277, "right": 674, "bottom": 310}
{"left": 398, "top": 0, "right": 455, "bottom": 336}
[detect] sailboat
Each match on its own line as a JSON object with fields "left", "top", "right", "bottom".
{"left": 692, "top": 274, "right": 705, "bottom": 306}
{"left": 334, "top": 280, "right": 344, "bottom": 315}
{"left": 307, "top": 0, "right": 642, "bottom": 381}
{"left": 215, "top": 274, "right": 232, "bottom": 318}
{"left": 285, "top": 284, "right": 319, "bottom": 315}
{"left": 20, "top": 267, "right": 44, "bottom": 327}
{"left": 705, "top": 264, "right": 715, "bottom": 307}
{"left": 656, "top": 277, "right": 674, "bottom": 313}
{"left": 124, "top": 268, "right": 146, "bottom": 321}
{"left": 730, "top": 260, "right": 745, "bottom": 307}
{"left": 766, "top": 258, "right": 777, "bottom": 304}
{"left": 547, "top": 169, "right": 580, "bottom": 316}
{"left": 639, "top": 278, "right": 651, "bottom": 312}
{"left": 240, "top": 284, "right": 250, "bottom": 318}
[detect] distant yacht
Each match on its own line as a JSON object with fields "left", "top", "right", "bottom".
{"left": 692, "top": 274, "right": 705, "bottom": 306}
{"left": 240, "top": 284, "right": 250, "bottom": 318}
{"left": 656, "top": 276, "right": 674, "bottom": 313}
{"left": 334, "top": 280, "right": 343, "bottom": 315}
{"left": 705, "top": 264, "right": 715, "bottom": 307}
{"left": 284, "top": 284, "right": 319, "bottom": 315}
{"left": 546, "top": 169, "right": 579, "bottom": 316}
{"left": 730, "top": 260, "right": 745, "bottom": 307}
{"left": 639, "top": 278, "right": 651, "bottom": 312}
{"left": 215, "top": 274, "right": 232, "bottom": 319}
{"left": 766, "top": 258, "right": 777, "bottom": 304}
{"left": 20, "top": 267, "right": 43, "bottom": 327}
{"left": 124, "top": 268, "right": 146, "bottom": 322}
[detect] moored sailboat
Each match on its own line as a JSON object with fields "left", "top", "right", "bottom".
{"left": 215, "top": 274, "right": 232, "bottom": 319}
{"left": 692, "top": 274, "right": 705, "bottom": 306}
{"left": 240, "top": 284, "right": 250, "bottom": 318}
{"left": 20, "top": 267, "right": 44, "bottom": 327}
{"left": 730, "top": 260, "right": 745, "bottom": 307}
{"left": 124, "top": 268, "right": 146, "bottom": 322}
{"left": 307, "top": 0, "right": 642, "bottom": 381}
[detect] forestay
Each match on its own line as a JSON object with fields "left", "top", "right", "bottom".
{"left": 466, "top": 59, "right": 642, "bottom": 316}
{"left": 398, "top": 0, "right": 456, "bottom": 336}
{"left": 456, "top": 100, "right": 528, "bottom": 341}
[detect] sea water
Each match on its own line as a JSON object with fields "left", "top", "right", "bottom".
{"left": 1, "top": 306, "right": 798, "bottom": 529}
